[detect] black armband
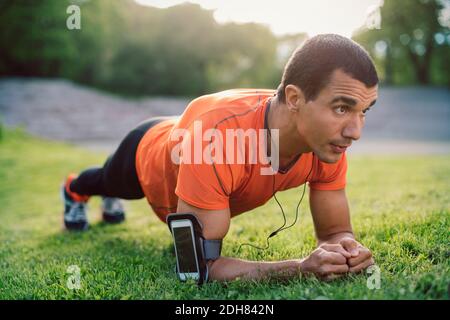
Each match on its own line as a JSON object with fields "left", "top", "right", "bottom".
{"left": 167, "top": 212, "right": 222, "bottom": 285}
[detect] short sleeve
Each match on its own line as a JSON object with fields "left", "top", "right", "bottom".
{"left": 174, "top": 119, "right": 241, "bottom": 210}
{"left": 308, "top": 153, "right": 348, "bottom": 191}
{"left": 175, "top": 160, "right": 232, "bottom": 210}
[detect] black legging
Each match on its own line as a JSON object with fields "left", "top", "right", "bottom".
{"left": 70, "top": 116, "right": 176, "bottom": 200}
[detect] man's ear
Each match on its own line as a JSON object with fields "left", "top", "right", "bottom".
{"left": 284, "top": 84, "right": 306, "bottom": 113}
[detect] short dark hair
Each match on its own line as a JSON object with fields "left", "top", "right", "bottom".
{"left": 277, "top": 34, "right": 379, "bottom": 103}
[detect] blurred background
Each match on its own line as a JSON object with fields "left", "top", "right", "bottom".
{"left": 1, "top": 1, "right": 449, "bottom": 300}
{"left": 0, "top": 0, "right": 449, "bottom": 153}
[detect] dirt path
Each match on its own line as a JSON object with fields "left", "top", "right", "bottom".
{"left": 0, "top": 78, "right": 189, "bottom": 151}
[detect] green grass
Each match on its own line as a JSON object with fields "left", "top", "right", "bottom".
{"left": 0, "top": 128, "right": 449, "bottom": 300}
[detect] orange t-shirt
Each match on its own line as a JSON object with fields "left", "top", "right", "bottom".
{"left": 135, "top": 89, "right": 347, "bottom": 223}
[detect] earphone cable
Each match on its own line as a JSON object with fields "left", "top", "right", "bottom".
{"left": 237, "top": 122, "right": 315, "bottom": 253}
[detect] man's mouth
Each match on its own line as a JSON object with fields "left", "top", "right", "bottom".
{"left": 330, "top": 143, "right": 350, "bottom": 153}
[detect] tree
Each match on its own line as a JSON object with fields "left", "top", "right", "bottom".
{"left": 353, "top": 0, "right": 449, "bottom": 85}
{"left": 0, "top": 0, "right": 281, "bottom": 96}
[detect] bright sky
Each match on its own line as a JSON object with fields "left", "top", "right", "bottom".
{"left": 136, "top": 0, "right": 383, "bottom": 37}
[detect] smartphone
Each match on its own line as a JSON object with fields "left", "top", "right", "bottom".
{"left": 170, "top": 219, "right": 200, "bottom": 281}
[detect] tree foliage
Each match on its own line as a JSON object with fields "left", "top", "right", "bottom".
{"left": 353, "top": 0, "right": 450, "bottom": 86}
{"left": 1, "top": 0, "right": 447, "bottom": 94}
{"left": 0, "top": 0, "right": 279, "bottom": 96}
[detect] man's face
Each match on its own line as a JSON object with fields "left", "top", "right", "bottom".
{"left": 296, "top": 69, "right": 378, "bottom": 163}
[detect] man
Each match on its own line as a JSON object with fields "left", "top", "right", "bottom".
{"left": 61, "top": 34, "right": 378, "bottom": 282}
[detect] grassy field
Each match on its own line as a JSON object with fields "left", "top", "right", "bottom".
{"left": 0, "top": 128, "right": 448, "bottom": 300}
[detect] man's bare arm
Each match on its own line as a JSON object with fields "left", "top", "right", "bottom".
{"left": 309, "top": 188, "right": 374, "bottom": 273}
{"left": 309, "top": 188, "right": 354, "bottom": 244}
{"left": 177, "top": 198, "right": 349, "bottom": 282}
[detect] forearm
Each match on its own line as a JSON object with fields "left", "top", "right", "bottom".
{"left": 310, "top": 189, "right": 355, "bottom": 246}
{"left": 208, "top": 256, "right": 303, "bottom": 282}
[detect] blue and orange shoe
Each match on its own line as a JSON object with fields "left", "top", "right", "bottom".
{"left": 61, "top": 174, "right": 90, "bottom": 231}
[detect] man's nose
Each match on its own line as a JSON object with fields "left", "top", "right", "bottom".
{"left": 342, "top": 115, "right": 363, "bottom": 141}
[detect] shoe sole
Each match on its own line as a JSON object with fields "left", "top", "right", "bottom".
{"left": 64, "top": 219, "right": 89, "bottom": 231}
{"left": 102, "top": 212, "right": 125, "bottom": 224}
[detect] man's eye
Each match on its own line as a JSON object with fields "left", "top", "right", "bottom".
{"left": 363, "top": 108, "right": 371, "bottom": 114}
{"left": 335, "top": 105, "right": 347, "bottom": 114}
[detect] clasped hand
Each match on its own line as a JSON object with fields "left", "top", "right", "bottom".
{"left": 301, "top": 237, "right": 374, "bottom": 280}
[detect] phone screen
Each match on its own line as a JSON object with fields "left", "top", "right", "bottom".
{"left": 173, "top": 226, "right": 198, "bottom": 273}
